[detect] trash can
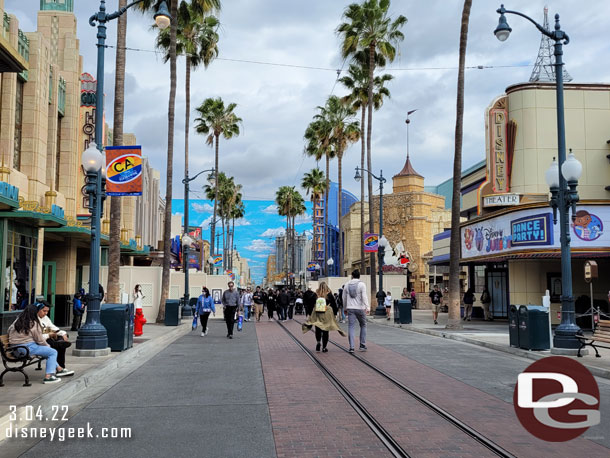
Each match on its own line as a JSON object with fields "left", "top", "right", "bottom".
{"left": 100, "top": 303, "right": 132, "bottom": 351}
{"left": 509, "top": 305, "right": 519, "bottom": 348}
{"left": 165, "top": 299, "right": 181, "bottom": 326}
{"left": 398, "top": 299, "right": 412, "bottom": 325}
{"left": 518, "top": 305, "right": 550, "bottom": 350}
{"left": 393, "top": 299, "right": 400, "bottom": 323}
{"left": 126, "top": 302, "right": 134, "bottom": 348}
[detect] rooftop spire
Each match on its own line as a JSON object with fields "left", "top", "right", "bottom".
{"left": 530, "top": 6, "right": 572, "bottom": 83}
{"left": 395, "top": 155, "right": 422, "bottom": 178}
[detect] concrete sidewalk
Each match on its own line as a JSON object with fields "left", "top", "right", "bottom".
{"left": 371, "top": 309, "right": 610, "bottom": 379}
{"left": 0, "top": 321, "right": 191, "bottom": 444}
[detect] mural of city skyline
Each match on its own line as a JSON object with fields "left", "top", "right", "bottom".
{"left": 172, "top": 199, "right": 313, "bottom": 283}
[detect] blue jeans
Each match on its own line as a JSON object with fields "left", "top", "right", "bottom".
{"left": 243, "top": 305, "right": 251, "bottom": 320}
{"left": 15, "top": 342, "right": 58, "bottom": 375}
{"left": 347, "top": 309, "right": 367, "bottom": 349}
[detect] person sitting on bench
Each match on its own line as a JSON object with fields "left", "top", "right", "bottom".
{"left": 36, "top": 301, "right": 74, "bottom": 378}
{"left": 8, "top": 304, "right": 68, "bottom": 384}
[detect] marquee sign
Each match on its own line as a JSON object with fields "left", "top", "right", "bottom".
{"left": 106, "top": 145, "right": 143, "bottom": 196}
{"left": 483, "top": 193, "right": 520, "bottom": 207}
{"left": 461, "top": 206, "right": 610, "bottom": 259}
{"left": 490, "top": 107, "right": 509, "bottom": 193}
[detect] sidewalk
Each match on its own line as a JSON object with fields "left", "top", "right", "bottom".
{"left": 371, "top": 309, "right": 610, "bottom": 379}
{"left": 0, "top": 321, "right": 191, "bottom": 444}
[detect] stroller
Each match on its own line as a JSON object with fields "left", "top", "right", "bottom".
{"left": 294, "top": 298, "right": 304, "bottom": 315}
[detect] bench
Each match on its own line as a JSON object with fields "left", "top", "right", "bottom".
{"left": 0, "top": 334, "right": 43, "bottom": 387}
{"left": 576, "top": 320, "right": 610, "bottom": 358}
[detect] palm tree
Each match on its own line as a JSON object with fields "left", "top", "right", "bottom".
{"left": 275, "top": 186, "right": 305, "bottom": 285}
{"left": 304, "top": 119, "right": 334, "bottom": 274}
{"left": 338, "top": 0, "right": 406, "bottom": 294}
{"left": 302, "top": 168, "right": 326, "bottom": 262}
{"left": 276, "top": 186, "right": 293, "bottom": 283}
{"left": 448, "top": 0, "right": 473, "bottom": 330}
{"left": 339, "top": 50, "right": 393, "bottom": 273}
{"left": 107, "top": 0, "right": 128, "bottom": 304}
{"left": 316, "top": 96, "right": 360, "bottom": 274}
{"left": 194, "top": 97, "right": 242, "bottom": 270}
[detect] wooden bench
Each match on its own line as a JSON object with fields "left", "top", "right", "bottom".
{"left": 0, "top": 334, "right": 43, "bottom": 387}
{"left": 576, "top": 320, "right": 610, "bottom": 358}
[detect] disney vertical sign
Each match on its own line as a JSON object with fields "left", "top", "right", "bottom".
{"left": 490, "top": 107, "right": 509, "bottom": 193}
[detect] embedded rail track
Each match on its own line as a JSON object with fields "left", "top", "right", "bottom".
{"left": 279, "top": 319, "right": 516, "bottom": 458}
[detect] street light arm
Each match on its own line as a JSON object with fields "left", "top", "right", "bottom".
{"left": 90, "top": 0, "right": 146, "bottom": 26}
{"left": 356, "top": 167, "right": 386, "bottom": 184}
{"left": 183, "top": 168, "right": 215, "bottom": 184}
{"left": 498, "top": 5, "right": 569, "bottom": 44}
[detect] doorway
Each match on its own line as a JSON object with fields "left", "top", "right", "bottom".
{"left": 487, "top": 268, "right": 508, "bottom": 318}
{"left": 42, "top": 262, "right": 56, "bottom": 321}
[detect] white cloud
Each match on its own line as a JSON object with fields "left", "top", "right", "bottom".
{"left": 294, "top": 213, "right": 312, "bottom": 225}
{"left": 199, "top": 215, "right": 214, "bottom": 230}
{"left": 261, "top": 205, "right": 278, "bottom": 215}
{"left": 255, "top": 254, "right": 269, "bottom": 258}
{"left": 233, "top": 218, "right": 251, "bottom": 227}
{"left": 245, "top": 239, "right": 273, "bottom": 252}
{"left": 192, "top": 203, "right": 214, "bottom": 214}
{"left": 261, "top": 227, "right": 285, "bottom": 237}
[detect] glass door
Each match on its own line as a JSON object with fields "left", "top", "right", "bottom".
{"left": 487, "top": 270, "right": 508, "bottom": 318}
{"left": 42, "top": 262, "right": 56, "bottom": 321}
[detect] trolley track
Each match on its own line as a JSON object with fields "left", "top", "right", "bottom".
{"left": 283, "top": 318, "right": 516, "bottom": 458}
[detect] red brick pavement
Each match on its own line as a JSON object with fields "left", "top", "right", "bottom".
{"left": 284, "top": 320, "right": 609, "bottom": 458}
{"left": 283, "top": 320, "right": 498, "bottom": 457}
{"left": 256, "top": 320, "right": 391, "bottom": 458}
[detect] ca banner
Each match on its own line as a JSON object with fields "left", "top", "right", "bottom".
{"left": 106, "top": 145, "right": 143, "bottom": 196}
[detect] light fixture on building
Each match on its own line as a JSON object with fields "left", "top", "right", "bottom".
{"left": 493, "top": 7, "right": 512, "bottom": 42}
{"left": 544, "top": 157, "right": 560, "bottom": 189}
{"left": 82, "top": 143, "right": 103, "bottom": 172}
{"left": 561, "top": 150, "right": 583, "bottom": 182}
{"left": 327, "top": 258, "right": 334, "bottom": 266}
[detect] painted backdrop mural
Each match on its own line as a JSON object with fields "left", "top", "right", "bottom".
{"left": 172, "top": 199, "right": 313, "bottom": 283}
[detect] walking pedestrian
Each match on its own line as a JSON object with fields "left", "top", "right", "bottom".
{"left": 336, "top": 286, "right": 346, "bottom": 323}
{"left": 302, "top": 282, "right": 345, "bottom": 352}
{"left": 410, "top": 288, "right": 417, "bottom": 309}
{"left": 196, "top": 287, "right": 215, "bottom": 336}
{"left": 8, "top": 304, "right": 67, "bottom": 384}
{"left": 241, "top": 287, "right": 253, "bottom": 322}
{"left": 222, "top": 281, "right": 240, "bottom": 339}
{"left": 253, "top": 286, "right": 264, "bottom": 322}
{"left": 266, "top": 288, "right": 277, "bottom": 320}
{"left": 384, "top": 291, "right": 393, "bottom": 320}
{"left": 303, "top": 287, "right": 317, "bottom": 317}
{"left": 429, "top": 285, "right": 443, "bottom": 325}
{"left": 342, "top": 269, "right": 369, "bottom": 353}
{"left": 287, "top": 288, "right": 296, "bottom": 319}
{"left": 481, "top": 287, "right": 492, "bottom": 321}
{"left": 278, "top": 288, "right": 290, "bottom": 321}
{"left": 463, "top": 288, "right": 475, "bottom": 321}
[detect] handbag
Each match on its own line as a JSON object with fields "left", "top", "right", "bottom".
{"left": 315, "top": 297, "right": 327, "bottom": 313}
{"left": 192, "top": 314, "right": 198, "bottom": 331}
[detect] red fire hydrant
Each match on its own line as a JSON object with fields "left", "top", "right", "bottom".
{"left": 134, "top": 308, "right": 146, "bottom": 336}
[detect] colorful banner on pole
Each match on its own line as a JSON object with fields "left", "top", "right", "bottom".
{"left": 212, "top": 255, "right": 223, "bottom": 266}
{"left": 364, "top": 233, "right": 378, "bottom": 252}
{"left": 307, "top": 262, "right": 317, "bottom": 272}
{"left": 106, "top": 145, "right": 143, "bottom": 196}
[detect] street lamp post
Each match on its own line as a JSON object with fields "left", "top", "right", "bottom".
{"left": 355, "top": 167, "right": 387, "bottom": 317}
{"left": 182, "top": 168, "right": 214, "bottom": 317}
{"left": 75, "top": 0, "right": 170, "bottom": 355}
{"left": 495, "top": 5, "right": 582, "bottom": 350}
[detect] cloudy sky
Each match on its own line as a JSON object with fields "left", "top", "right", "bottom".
{"left": 12, "top": 0, "right": 610, "bottom": 203}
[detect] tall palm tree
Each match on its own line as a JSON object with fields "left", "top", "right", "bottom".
{"left": 107, "top": 0, "right": 128, "bottom": 304}
{"left": 276, "top": 186, "right": 294, "bottom": 283}
{"left": 304, "top": 119, "right": 334, "bottom": 275}
{"left": 317, "top": 96, "right": 360, "bottom": 274}
{"left": 302, "top": 168, "right": 326, "bottom": 262}
{"left": 194, "top": 97, "right": 242, "bottom": 270}
{"left": 338, "top": 0, "right": 406, "bottom": 294}
{"left": 339, "top": 50, "right": 393, "bottom": 274}
{"left": 448, "top": 0, "right": 472, "bottom": 330}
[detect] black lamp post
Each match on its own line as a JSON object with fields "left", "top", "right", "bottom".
{"left": 495, "top": 5, "right": 583, "bottom": 350}
{"left": 181, "top": 168, "right": 214, "bottom": 317}
{"left": 75, "top": 0, "right": 170, "bottom": 355}
{"left": 355, "top": 166, "right": 386, "bottom": 316}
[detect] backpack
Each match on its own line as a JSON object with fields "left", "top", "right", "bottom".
{"left": 315, "top": 297, "right": 327, "bottom": 312}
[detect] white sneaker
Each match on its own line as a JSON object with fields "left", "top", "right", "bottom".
{"left": 201, "top": 332, "right": 205, "bottom": 337}
{"left": 205, "top": 327, "right": 209, "bottom": 335}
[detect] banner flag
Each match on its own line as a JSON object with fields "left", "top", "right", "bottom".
{"left": 106, "top": 145, "right": 143, "bottom": 196}
{"left": 364, "top": 233, "right": 378, "bottom": 252}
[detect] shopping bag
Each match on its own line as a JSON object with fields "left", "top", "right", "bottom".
{"left": 237, "top": 315, "right": 243, "bottom": 331}
{"left": 192, "top": 314, "right": 198, "bottom": 331}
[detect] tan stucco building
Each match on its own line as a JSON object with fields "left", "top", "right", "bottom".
{"left": 341, "top": 155, "right": 452, "bottom": 292}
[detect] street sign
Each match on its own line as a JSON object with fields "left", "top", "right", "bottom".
{"left": 584, "top": 260, "right": 598, "bottom": 283}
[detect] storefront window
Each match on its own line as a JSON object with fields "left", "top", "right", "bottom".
{"left": 3, "top": 227, "right": 37, "bottom": 311}
{"left": 474, "top": 266, "right": 486, "bottom": 293}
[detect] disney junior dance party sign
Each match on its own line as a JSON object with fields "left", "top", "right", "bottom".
{"left": 461, "top": 206, "right": 609, "bottom": 259}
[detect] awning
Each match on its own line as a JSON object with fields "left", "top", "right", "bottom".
{"left": 461, "top": 249, "right": 610, "bottom": 264}
{"left": 46, "top": 225, "right": 110, "bottom": 245}
{"left": 0, "top": 209, "right": 66, "bottom": 227}
{"left": 0, "top": 34, "right": 28, "bottom": 73}
{"left": 0, "top": 181, "right": 19, "bottom": 210}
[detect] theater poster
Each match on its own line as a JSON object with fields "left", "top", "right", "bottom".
{"left": 106, "top": 145, "right": 143, "bottom": 196}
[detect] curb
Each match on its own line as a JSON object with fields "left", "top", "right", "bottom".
{"left": 0, "top": 322, "right": 191, "bottom": 442}
{"left": 368, "top": 317, "right": 610, "bottom": 380}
